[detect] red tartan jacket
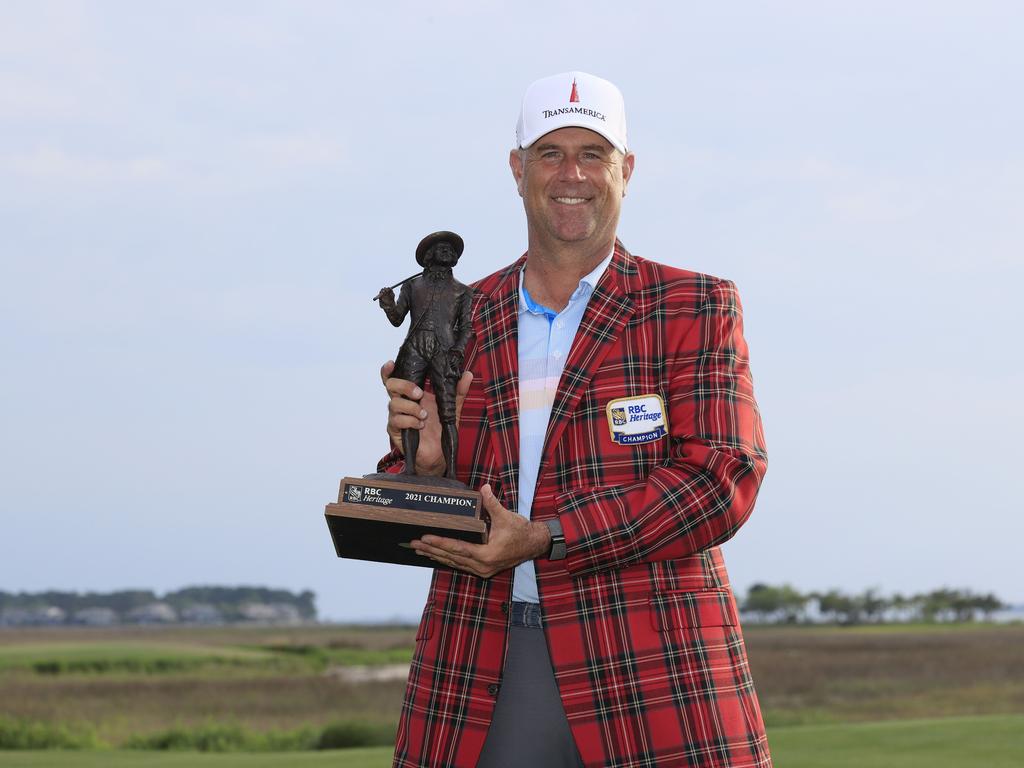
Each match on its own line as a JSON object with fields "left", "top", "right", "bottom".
{"left": 384, "top": 242, "right": 771, "bottom": 768}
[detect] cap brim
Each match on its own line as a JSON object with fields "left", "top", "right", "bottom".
{"left": 519, "top": 124, "right": 626, "bottom": 154}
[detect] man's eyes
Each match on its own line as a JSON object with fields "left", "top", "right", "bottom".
{"left": 539, "top": 151, "right": 604, "bottom": 161}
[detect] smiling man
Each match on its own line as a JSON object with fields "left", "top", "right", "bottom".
{"left": 380, "top": 71, "right": 772, "bottom": 767}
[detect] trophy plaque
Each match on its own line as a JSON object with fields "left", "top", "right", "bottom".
{"left": 325, "top": 476, "right": 486, "bottom": 568}
{"left": 324, "top": 231, "right": 487, "bottom": 568}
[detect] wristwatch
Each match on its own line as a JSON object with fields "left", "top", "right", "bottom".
{"left": 544, "top": 519, "right": 566, "bottom": 561}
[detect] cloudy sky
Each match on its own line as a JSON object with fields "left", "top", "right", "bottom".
{"left": 2, "top": 2, "right": 1021, "bottom": 621}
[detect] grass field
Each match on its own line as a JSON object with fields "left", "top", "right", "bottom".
{"left": 768, "top": 714, "right": 1024, "bottom": 768}
{"left": 0, "top": 627, "right": 415, "bottom": 677}
{"left": 0, "top": 715, "right": 1020, "bottom": 767}
{"left": 744, "top": 623, "right": 1024, "bottom": 726}
{"left": 1, "top": 622, "right": 1022, "bottom": 762}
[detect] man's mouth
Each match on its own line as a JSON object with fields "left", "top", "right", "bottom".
{"left": 552, "top": 197, "right": 589, "bottom": 205}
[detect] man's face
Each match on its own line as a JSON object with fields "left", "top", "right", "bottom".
{"left": 509, "top": 127, "right": 634, "bottom": 250}
{"left": 428, "top": 241, "right": 457, "bottom": 267}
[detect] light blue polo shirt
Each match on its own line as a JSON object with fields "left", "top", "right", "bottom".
{"left": 514, "top": 251, "right": 613, "bottom": 603}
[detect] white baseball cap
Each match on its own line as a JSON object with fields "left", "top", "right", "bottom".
{"left": 515, "top": 71, "right": 628, "bottom": 154}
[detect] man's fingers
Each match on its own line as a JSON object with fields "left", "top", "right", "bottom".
{"left": 389, "top": 414, "right": 426, "bottom": 433}
{"left": 388, "top": 396, "right": 429, "bottom": 421}
{"left": 384, "top": 377, "right": 424, "bottom": 402}
{"left": 413, "top": 536, "right": 495, "bottom": 577}
{"left": 417, "top": 535, "right": 483, "bottom": 560}
{"left": 418, "top": 534, "right": 469, "bottom": 554}
{"left": 387, "top": 396, "right": 429, "bottom": 438}
{"left": 383, "top": 371, "right": 430, "bottom": 439}
{"left": 412, "top": 542, "right": 451, "bottom": 561}
{"left": 454, "top": 370, "right": 474, "bottom": 422}
{"left": 480, "top": 484, "right": 509, "bottom": 517}
{"left": 379, "top": 361, "right": 422, "bottom": 401}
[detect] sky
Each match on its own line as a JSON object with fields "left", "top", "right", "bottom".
{"left": 1, "top": 1, "right": 1021, "bottom": 621}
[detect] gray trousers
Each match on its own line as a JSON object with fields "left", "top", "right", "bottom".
{"left": 477, "top": 603, "right": 584, "bottom": 768}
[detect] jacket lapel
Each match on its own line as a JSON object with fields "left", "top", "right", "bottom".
{"left": 541, "top": 242, "right": 637, "bottom": 473}
{"left": 474, "top": 258, "right": 524, "bottom": 511}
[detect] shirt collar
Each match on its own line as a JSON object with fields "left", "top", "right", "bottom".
{"left": 518, "top": 249, "right": 614, "bottom": 317}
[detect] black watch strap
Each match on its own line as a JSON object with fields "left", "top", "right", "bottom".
{"left": 544, "top": 519, "right": 566, "bottom": 561}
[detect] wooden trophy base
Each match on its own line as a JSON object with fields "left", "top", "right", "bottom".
{"left": 325, "top": 475, "right": 487, "bottom": 568}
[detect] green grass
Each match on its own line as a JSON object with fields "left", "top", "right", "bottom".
{"left": 747, "top": 621, "right": 1023, "bottom": 636}
{"left": 0, "top": 719, "right": 396, "bottom": 753}
{"left": 255, "top": 644, "right": 413, "bottom": 669}
{"left": 0, "top": 623, "right": 1019, "bottom": 759}
{"left": 0, "top": 748, "right": 392, "bottom": 767}
{"left": 0, "top": 644, "right": 281, "bottom": 675}
{"left": 0, "top": 641, "right": 412, "bottom": 677}
{"left": 124, "top": 721, "right": 394, "bottom": 751}
{"left": 768, "top": 714, "right": 1024, "bottom": 767}
{"left": 0, "top": 643, "right": 265, "bottom": 663}
{"left": 0, "top": 719, "right": 100, "bottom": 750}
{"left": 0, "top": 715, "right": 1020, "bottom": 767}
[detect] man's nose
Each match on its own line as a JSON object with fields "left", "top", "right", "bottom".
{"left": 557, "top": 156, "right": 585, "bottom": 181}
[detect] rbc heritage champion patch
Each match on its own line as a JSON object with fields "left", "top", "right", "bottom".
{"left": 606, "top": 394, "right": 668, "bottom": 445}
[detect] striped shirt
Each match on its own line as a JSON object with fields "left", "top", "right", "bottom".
{"left": 513, "top": 251, "right": 613, "bottom": 603}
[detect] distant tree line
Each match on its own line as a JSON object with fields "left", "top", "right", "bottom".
{"left": 740, "top": 584, "right": 1006, "bottom": 625}
{"left": 0, "top": 586, "right": 317, "bottom": 627}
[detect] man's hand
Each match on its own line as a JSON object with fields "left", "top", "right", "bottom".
{"left": 376, "top": 286, "right": 396, "bottom": 308}
{"left": 410, "top": 484, "right": 552, "bottom": 578}
{"left": 380, "top": 360, "right": 473, "bottom": 476}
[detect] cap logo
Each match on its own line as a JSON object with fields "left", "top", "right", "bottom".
{"left": 569, "top": 78, "right": 580, "bottom": 103}
{"left": 542, "top": 106, "right": 606, "bottom": 122}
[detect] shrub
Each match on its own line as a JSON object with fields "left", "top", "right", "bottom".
{"left": 317, "top": 721, "right": 395, "bottom": 749}
{"left": 125, "top": 722, "right": 322, "bottom": 752}
{"left": 126, "top": 723, "right": 254, "bottom": 752}
{"left": 5, "top": 718, "right": 396, "bottom": 752}
{"left": 28, "top": 655, "right": 294, "bottom": 676}
{"left": 0, "top": 718, "right": 100, "bottom": 749}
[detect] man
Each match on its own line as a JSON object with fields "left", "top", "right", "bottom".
{"left": 377, "top": 232, "right": 473, "bottom": 481}
{"left": 380, "top": 71, "right": 771, "bottom": 767}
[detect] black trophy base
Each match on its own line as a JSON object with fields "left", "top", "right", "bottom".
{"left": 325, "top": 476, "right": 487, "bottom": 568}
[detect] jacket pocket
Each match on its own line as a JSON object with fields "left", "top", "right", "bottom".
{"left": 649, "top": 588, "right": 738, "bottom": 631}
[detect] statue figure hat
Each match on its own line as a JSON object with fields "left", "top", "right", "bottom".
{"left": 416, "top": 231, "right": 464, "bottom": 267}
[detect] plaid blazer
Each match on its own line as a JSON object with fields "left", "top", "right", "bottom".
{"left": 385, "top": 242, "right": 771, "bottom": 768}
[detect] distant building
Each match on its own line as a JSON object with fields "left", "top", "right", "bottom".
{"left": 0, "top": 606, "right": 67, "bottom": 626}
{"left": 238, "top": 602, "right": 302, "bottom": 625}
{"left": 0, "top": 587, "right": 319, "bottom": 629}
{"left": 1, "top": 608, "right": 32, "bottom": 627}
{"left": 126, "top": 602, "right": 178, "bottom": 624}
{"left": 180, "top": 604, "right": 223, "bottom": 625}
{"left": 72, "top": 607, "right": 119, "bottom": 626}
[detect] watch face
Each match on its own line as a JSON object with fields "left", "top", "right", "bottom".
{"left": 548, "top": 534, "right": 567, "bottom": 561}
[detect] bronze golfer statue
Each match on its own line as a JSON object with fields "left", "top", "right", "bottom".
{"left": 325, "top": 231, "right": 486, "bottom": 569}
{"left": 375, "top": 231, "right": 473, "bottom": 481}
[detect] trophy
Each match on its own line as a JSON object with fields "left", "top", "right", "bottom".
{"left": 324, "top": 231, "right": 487, "bottom": 567}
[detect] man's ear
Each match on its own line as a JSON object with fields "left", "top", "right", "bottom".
{"left": 509, "top": 149, "right": 525, "bottom": 197}
{"left": 621, "top": 152, "right": 635, "bottom": 197}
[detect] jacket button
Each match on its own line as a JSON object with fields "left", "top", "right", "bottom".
{"left": 487, "top": 683, "right": 500, "bottom": 696}
{"left": 500, "top": 602, "right": 509, "bottom": 614}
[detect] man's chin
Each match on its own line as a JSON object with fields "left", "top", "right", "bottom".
{"left": 550, "top": 222, "right": 599, "bottom": 244}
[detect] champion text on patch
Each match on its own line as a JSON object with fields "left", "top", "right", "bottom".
{"left": 606, "top": 395, "right": 668, "bottom": 445}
